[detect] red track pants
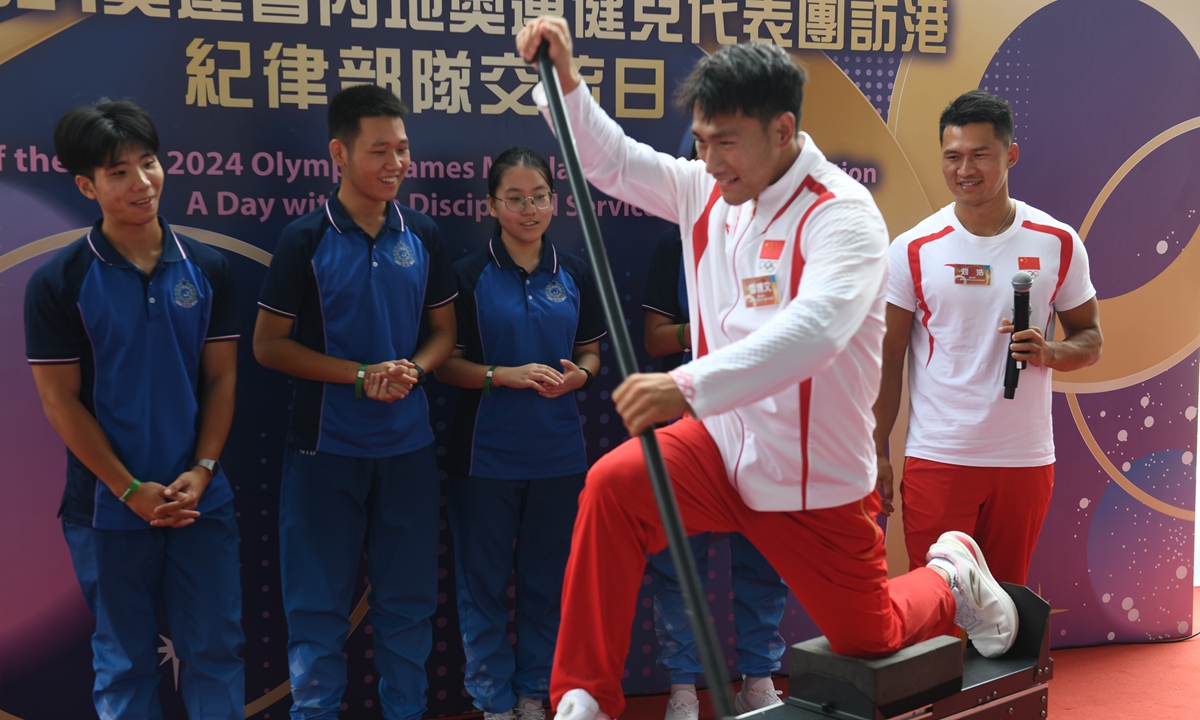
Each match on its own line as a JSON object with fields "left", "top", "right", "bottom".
{"left": 901, "top": 457, "right": 1054, "bottom": 584}
{"left": 551, "top": 418, "right": 955, "bottom": 717}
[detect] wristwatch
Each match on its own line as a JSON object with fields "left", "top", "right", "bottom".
{"left": 412, "top": 363, "right": 427, "bottom": 387}
{"left": 579, "top": 367, "right": 595, "bottom": 391}
{"left": 193, "top": 458, "right": 219, "bottom": 475}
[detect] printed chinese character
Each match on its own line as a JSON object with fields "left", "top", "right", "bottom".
{"left": 631, "top": 0, "right": 681, "bottom": 42}
{"left": 902, "top": 0, "right": 946, "bottom": 53}
{"left": 412, "top": 49, "right": 471, "bottom": 114}
{"left": 321, "top": 0, "right": 378, "bottom": 27}
{"left": 338, "top": 47, "right": 402, "bottom": 96}
{"left": 253, "top": 0, "right": 307, "bottom": 24}
{"left": 104, "top": 0, "right": 170, "bottom": 17}
{"left": 479, "top": 53, "right": 538, "bottom": 115}
{"left": 511, "top": 0, "right": 562, "bottom": 34}
{"left": 185, "top": 39, "right": 252, "bottom": 108}
{"left": 264, "top": 43, "right": 329, "bottom": 109}
{"left": 179, "top": 0, "right": 243, "bottom": 21}
{"left": 450, "top": 0, "right": 504, "bottom": 33}
{"left": 576, "top": 0, "right": 625, "bottom": 40}
{"left": 690, "top": 0, "right": 737, "bottom": 45}
{"left": 409, "top": 0, "right": 444, "bottom": 30}
{"left": 743, "top": 0, "right": 791, "bottom": 47}
{"left": 615, "top": 57, "right": 662, "bottom": 119}
{"left": 797, "top": 0, "right": 842, "bottom": 49}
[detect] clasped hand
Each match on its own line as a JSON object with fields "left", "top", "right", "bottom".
{"left": 363, "top": 360, "right": 420, "bottom": 403}
{"left": 126, "top": 466, "right": 213, "bottom": 528}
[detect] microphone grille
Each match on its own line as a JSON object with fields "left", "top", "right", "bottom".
{"left": 1012, "top": 271, "right": 1034, "bottom": 291}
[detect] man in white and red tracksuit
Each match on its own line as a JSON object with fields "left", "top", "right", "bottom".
{"left": 516, "top": 19, "right": 1020, "bottom": 720}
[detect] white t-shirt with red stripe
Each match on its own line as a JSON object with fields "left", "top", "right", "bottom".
{"left": 887, "top": 202, "right": 1096, "bottom": 467}
{"left": 536, "top": 83, "right": 890, "bottom": 511}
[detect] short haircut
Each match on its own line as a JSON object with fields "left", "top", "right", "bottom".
{"left": 53, "top": 99, "right": 160, "bottom": 179}
{"left": 939, "top": 90, "right": 1014, "bottom": 146}
{"left": 328, "top": 84, "right": 409, "bottom": 147}
{"left": 675, "top": 43, "right": 806, "bottom": 128}
{"left": 487, "top": 147, "right": 553, "bottom": 197}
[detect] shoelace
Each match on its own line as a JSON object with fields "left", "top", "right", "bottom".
{"left": 667, "top": 698, "right": 699, "bottom": 718}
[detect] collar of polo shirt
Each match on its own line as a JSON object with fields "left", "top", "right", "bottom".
{"left": 85, "top": 217, "right": 186, "bottom": 270}
{"left": 324, "top": 187, "right": 407, "bottom": 238}
{"left": 487, "top": 231, "right": 559, "bottom": 275}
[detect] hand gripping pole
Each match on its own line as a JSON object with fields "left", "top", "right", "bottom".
{"left": 535, "top": 44, "right": 738, "bottom": 720}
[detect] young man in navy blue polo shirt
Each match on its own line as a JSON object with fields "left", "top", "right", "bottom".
{"left": 253, "top": 84, "right": 457, "bottom": 720}
{"left": 25, "top": 100, "right": 245, "bottom": 720}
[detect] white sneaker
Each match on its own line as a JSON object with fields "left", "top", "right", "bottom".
{"left": 664, "top": 688, "right": 699, "bottom": 720}
{"left": 926, "top": 531, "right": 1018, "bottom": 658}
{"left": 516, "top": 698, "right": 547, "bottom": 720}
{"left": 484, "top": 711, "right": 515, "bottom": 720}
{"left": 554, "top": 689, "right": 604, "bottom": 720}
{"left": 734, "top": 676, "right": 783, "bottom": 713}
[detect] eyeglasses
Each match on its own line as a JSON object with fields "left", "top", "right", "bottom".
{"left": 499, "top": 193, "right": 554, "bottom": 212}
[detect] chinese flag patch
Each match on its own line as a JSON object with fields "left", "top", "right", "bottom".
{"left": 1018, "top": 256, "right": 1041, "bottom": 271}
{"left": 759, "top": 240, "right": 785, "bottom": 260}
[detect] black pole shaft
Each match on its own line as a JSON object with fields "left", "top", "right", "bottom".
{"left": 535, "top": 47, "right": 738, "bottom": 720}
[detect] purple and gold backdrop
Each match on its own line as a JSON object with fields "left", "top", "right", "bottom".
{"left": 0, "top": 0, "right": 1196, "bottom": 718}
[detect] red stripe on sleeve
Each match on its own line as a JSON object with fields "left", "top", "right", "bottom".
{"left": 1021, "top": 220, "right": 1074, "bottom": 305}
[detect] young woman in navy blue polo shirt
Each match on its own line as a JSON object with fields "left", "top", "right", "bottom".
{"left": 436, "top": 147, "right": 605, "bottom": 720}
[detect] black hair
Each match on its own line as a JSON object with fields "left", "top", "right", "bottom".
{"left": 53, "top": 99, "right": 160, "bottom": 179}
{"left": 939, "top": 90, "right": 1015, "bottom": 146}
{"left": 328, "top": 84, "right": 409, "bottom": 147}
{"left": 487, "top": 147, "right": 553, "bottom": 197}
{"left": 675, "top": 43, "right": 806, "bottom": 127}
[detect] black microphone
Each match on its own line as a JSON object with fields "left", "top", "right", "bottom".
{"left": 1003, "top": 271, "right": 1035, "bottom": 400}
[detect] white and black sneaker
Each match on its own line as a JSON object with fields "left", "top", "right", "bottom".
{"left": 926, "top": 531, "right": 1018, "bottom": 658}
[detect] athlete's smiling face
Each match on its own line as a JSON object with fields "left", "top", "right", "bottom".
{"left": 489, "top": 164, "right": 554, "bottom": 247}
{"left": 333, "top": 115, "right": 410, "bottom": 204}
{"left": 76, "top": 144, "right": 163, "bottom": 229}
{"left": 941, "top": 121, "right": 1019, "bottom": 209}
{"left": 692, "top": 109, "right": 796, "bottom": 207}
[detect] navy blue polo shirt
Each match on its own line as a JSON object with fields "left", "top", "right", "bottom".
{"left": 641, "top": 228, "right": 691, "bottom": 372}
{"left": 448, "top": 235, "right": 606, "bottom": 479}
{"left": 24, "top": 218, "right": 238, "bottom": 531}
{"left": 258, "top": 194, "right": 456, "bottom": 457}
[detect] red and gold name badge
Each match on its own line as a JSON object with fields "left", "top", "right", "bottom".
{"left": 743, "top": 275, "right": 780, "bottom": 307}
{"left": 946, "top": 263, "right": 991, "bottom": 286}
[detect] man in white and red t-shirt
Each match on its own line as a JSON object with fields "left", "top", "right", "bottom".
{"left": 875, "top": 91, "right": 1102, "bottom": 618}
{"left": 517, "top": 21, "right": 1022, "bottom": 720}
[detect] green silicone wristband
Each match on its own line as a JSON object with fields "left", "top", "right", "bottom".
{"left": 355, "top": 363, "right": 368, "bottom": 398}
{"left": 484, "top": 365, "right": 497, "bottom": 397}
{"left": 118, "top": 478, "right": 142, "bottom": 503}
{"left": 677, "top": 322, "right": 688, "bottom": 350}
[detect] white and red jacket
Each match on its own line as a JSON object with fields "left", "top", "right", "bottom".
{"left": 537, "top": 83, "right": 890, "bottom": 511}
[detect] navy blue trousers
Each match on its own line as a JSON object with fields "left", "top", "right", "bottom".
{"left": 63, "top": 500, "right": 245, "bottom": 720}
{"left": 278, "top": 445, "right": 440, "bottom": 720}
{"left": 447, "top": 473, "right": 586, "bottom": 712}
